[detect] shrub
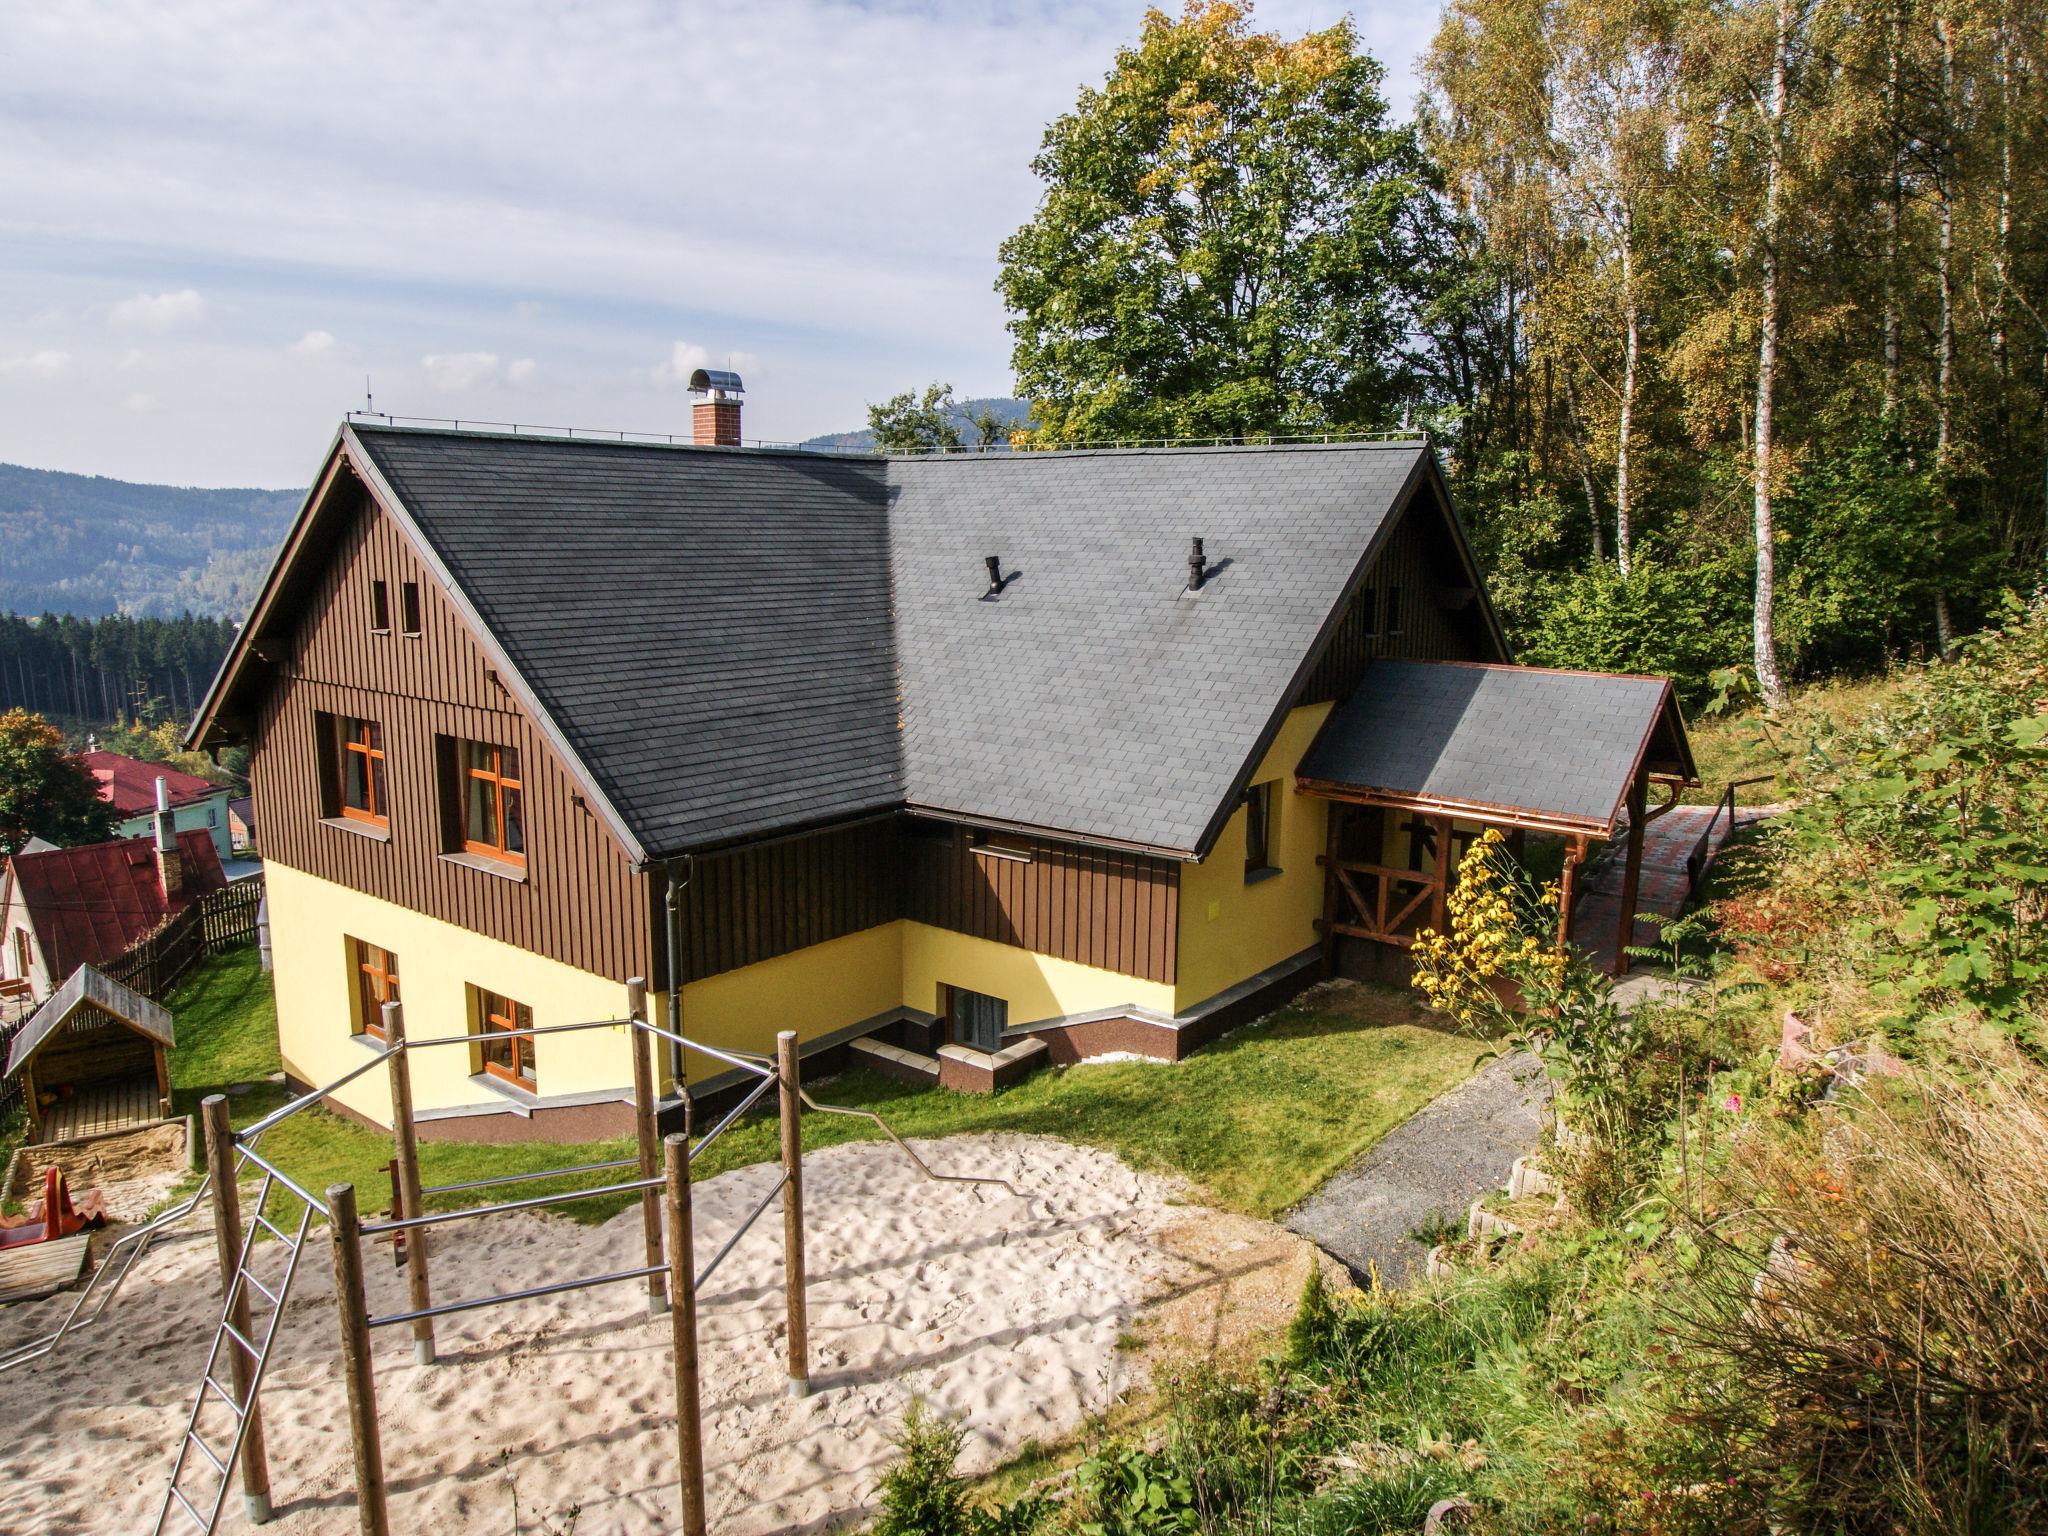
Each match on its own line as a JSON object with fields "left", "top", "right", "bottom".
{"left": 1673, "top": 1063, "right": 2048, "bottom": 1533}
{"left": 873, "top": 1400, "right": 1042, "bottom": 1536}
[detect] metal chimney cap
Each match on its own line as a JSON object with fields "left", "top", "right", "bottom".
{"left": 687, "top": 367, "right": 745, "bottom": 398}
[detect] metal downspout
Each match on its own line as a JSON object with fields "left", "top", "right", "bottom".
{"left": 664, "top": 856, "right": 693, "bottom": 1091}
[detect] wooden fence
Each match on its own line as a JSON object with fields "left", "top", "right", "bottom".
{"left": 0, "top": 877, "right": 264, "bottom": 1125}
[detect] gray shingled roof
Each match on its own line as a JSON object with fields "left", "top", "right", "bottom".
{"left": 891, "top": 446, "right": 1425, "bottom": 849}
{"left": 1296, "top": 660, "right": 1680, "bottom": 832}
{"left": 347, "top": 428, "right": 1433, "bottom": 858}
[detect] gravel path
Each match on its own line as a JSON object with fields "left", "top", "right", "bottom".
{"left": 1287, "top": 1050, "right": 1550, "bottom": 1286}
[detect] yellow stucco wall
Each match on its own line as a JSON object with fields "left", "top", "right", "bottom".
{"left": 900, "top": 920, "right": 1176, "bottom": 1023}
{"left": 266, "top": 860, "right": 634, "bottom": 1127}
{"left": 1176, "top": 703, "right": 1333, "bottom": 1011}
{"left": 665, "top": 922, "right": 904, "bottom": 1086}
{"left": 270, "top": 862, "right": 1177, "bottom": 1125}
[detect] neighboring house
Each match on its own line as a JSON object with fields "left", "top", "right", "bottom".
{"left": 189, "top": 389, "right": 1694, "bottom": 1141}
{"left": 81, "top": 751, "right": 235, "bottom": 863}
{"left": 228, "top": 796, "right": 257, "bottom": 853}
{"left": 0, "top": 827, "right": 227, "bottom": 1001}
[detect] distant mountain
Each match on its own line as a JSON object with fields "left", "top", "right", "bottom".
{"left": 0, "top": 462, "right": 300, "bottom": 618}
{"left": 797, "top": 396, "right": 1032, "bottom": 453}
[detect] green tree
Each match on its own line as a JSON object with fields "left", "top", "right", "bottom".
{"left": 998, "top": 0, "right": 1452, "bottom": 444}
{"left": 0, "top": 707, "right": 118, "bottom": 854}
{"left": 868, "top": 384, "right": 966, "bottom": 453}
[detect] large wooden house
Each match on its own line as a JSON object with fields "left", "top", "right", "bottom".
{"left": 191, "top": 397, "right": 1693, "bottom": 1140}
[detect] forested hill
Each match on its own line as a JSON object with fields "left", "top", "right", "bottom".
{"left": 798, "top": 396, "right": 1029, "bottom": 453}
{"left": 0, "top": 462, "right": 300, "bottom": 618}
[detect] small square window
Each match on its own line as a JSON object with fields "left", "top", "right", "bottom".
{"left": 320, "top": 713, "right": 389, "bottom": 827}
{"left": 944, "top": 985, "right": 1008, "bottom": 1054}
{"left": 1244, "top": 781, "right": 1279, "bottom": 880}
{"left": 369, "top": 580, "right": 391, "bottom": 633}
{"left": 401, "top": 581, "right": 422, "bottom": 636}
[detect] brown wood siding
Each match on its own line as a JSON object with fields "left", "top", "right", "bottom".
{"left": 1302, "top": 487, "right": 1497, "bottom": 704}
{"left": 677, "top": 819, "right": 902, "bottom": 981}
{"left": 902, "top": 827, "right": 1180, "bottom": 985}
{"left": 248, "top": 482, "right": 654, "bottom": 984}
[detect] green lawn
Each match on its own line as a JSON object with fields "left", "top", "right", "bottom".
{"left": 167, "top": 949, "right": 1479, "bottom": 1226}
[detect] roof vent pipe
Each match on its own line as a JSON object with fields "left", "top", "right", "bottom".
{"left": 1187, "top": 537, "right": 1206, "bottom": 591}
{"left": 985, "top": 555, "right": 1003, "bottom": 596}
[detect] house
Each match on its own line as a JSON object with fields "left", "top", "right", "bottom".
{"left": 188, "top": 379, "right": 1694, "bottom": 1140}
{"left": 228, "top": 795, "right": 256, "bottom": 853}
{"left": 80, "top": 750, "right": 235, "bottom": 863}
{"left": 1, "top": 825, "right": 227, "bottom": 1002}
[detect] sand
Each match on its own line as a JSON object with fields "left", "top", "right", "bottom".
{"left": 0, "top": 1132, "right": 1325, "bottom": 1535}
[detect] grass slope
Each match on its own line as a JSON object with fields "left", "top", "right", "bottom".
{"left": 165, "top": 952, "right": 1475, "bottom": 1227}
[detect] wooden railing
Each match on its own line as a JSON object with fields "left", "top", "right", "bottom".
{"left": 1685, "top": 776, "right": 1776, "bottom": 889}
{"left": 1320, "top": 857, "right": 1440, "bottom": 948}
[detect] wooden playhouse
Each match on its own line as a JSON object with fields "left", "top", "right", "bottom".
{"left": 4, "top": 966, "right": 174, "bottom": 1143}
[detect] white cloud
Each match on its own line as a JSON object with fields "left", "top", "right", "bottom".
{"left": 289, "top": 328, "right": 340, "bottom": 359}
{"left": 1, "top": 348, "right": 73, "bottom": 378}
{"left": 506, "top": 357, "right": 537, "bottom": 385}
{"left": 421, "top": 350, "right": 500, "bottom": 393}
{"left": 651, "top": 341, "right": 756, "bottom": 387}
{"left": 116, "top": 347, "right": 153, "bottom": 371}
{"left": 109, "top": 288, "right": 205, "bottom": 331}
{"left": 121, "top": 390, "right": 156, "bottom": 413}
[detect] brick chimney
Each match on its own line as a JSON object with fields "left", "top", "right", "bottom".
{"left": 687, "top": 367, "right": 744, "bottom": 447}
{"left": 153, "top": 775, "right": 184, "bottom": 902}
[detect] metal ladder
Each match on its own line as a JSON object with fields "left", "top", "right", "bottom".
{"left": 153, "top": 1167, "right": 313, "bottom": 1534}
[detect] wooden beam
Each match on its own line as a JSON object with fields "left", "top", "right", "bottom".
{"left": 1613, "top": 770, "right": 1649, "bottom": 976}
{"left": 664, "top": 1132, "right": 708, "bottom": 1536}
{"left": 1318, "top": 804, "right": 1342, "bottom": 979}
{"left": 1429, "top": 815, "right": 1452, "bottom": 935}
{"left": 382, "top": 1002, "right": 434, "bottom": 1365}
{"left": 203, "top": 1096, "right": 274, "bottom": 1525}
{"left": 777, "top": 1031, "right": 809, "bottom": 1399}
{"left": 328, "top": 1181, "right": 389, "bottom": 1536}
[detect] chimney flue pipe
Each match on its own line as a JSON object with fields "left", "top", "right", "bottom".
{"left": 1187, "top": 537, "right": 1206, "bottom": 591}
{"left": 985, "top": 555, "right": 1003, "bottom": 596}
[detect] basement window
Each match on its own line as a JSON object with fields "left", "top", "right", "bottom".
{"left": 400, "top": 581, "right": 422, "bottom": 636}
{"left": 369, "top": 580, "right": 391, "bottom": 634}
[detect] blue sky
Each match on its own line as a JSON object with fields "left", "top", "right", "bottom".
{"left": 0, "top": 1, "right": 1443, "bottom": 487}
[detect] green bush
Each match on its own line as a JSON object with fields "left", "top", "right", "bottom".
{"left": 872, "top": 1400, "right": 1042, "bottom": 1536}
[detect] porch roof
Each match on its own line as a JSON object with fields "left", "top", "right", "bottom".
{"left": 5, "top": 964, "right": 173, "bottom": 1080}
{"left": 1295, "top": 660, "right": 1696, "bottom": 837}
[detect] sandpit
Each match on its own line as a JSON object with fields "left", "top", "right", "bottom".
{"left": 0, "top": 1132, "right": 1321, "bottom": 1534}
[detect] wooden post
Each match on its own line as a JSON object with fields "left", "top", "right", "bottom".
{"left": 1318, "top": 805, "right": 1346, "bottom": 978}
{"left": 1613, "top": 769, "right": 1649, "bottom": 977}
{"left": 663, "top": 1133, "right": 708, "bottom": 1536}
{"left": 328, "top": 1183, "right": 390, "bottom": 1536}
{"left": 381, "top": 1001, "right": 434, "bottom": 1364}
{"left": 201, "top": 1095, "right": 273, "bottom": 1525}
{"left": 1558, "top": 836, "right": 1587, "bottom": 948}
{"left": 628, "top": 978, "right": 667, "bottom": 1315}
{"left": 777, "top": 1030, "right": 810, "bottom": 1398}
{"left": 1429, "top": 814, "right": 1453, "bottom": 934}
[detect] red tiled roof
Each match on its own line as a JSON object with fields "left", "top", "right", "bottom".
{"left": 78, "top": 752, "right": 223, "bottom": 817}
{"left": 3, "top": 830, "right": 227, "bottom": 979}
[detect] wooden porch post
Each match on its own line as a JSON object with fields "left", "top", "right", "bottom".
{"left": 1557, "top": 836, "right": 1587, "bottom": 948}
{"left": 1429, "top": 815, "right": 1453, "bottom": 933}
{"left": 1613, "top": 769, "right": 1649, "bottom": 977}
{"left": 1318, "top": 804, "right": 1343, "bottom": 978}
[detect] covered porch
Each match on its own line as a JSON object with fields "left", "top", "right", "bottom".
{"left": 1296, "top": 661, "right": 1699, "bottom": 978}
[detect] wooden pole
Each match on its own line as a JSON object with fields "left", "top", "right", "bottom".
{"left": 328, "top": 1183, "right": 390, "bottom": 1536}
{"left": 1318, "top": 805, "right": 1343, "bottom": 978}
{"left": 1558, "top": 835, "right": 1587, "bottom": 948}
{"left": 1613, "top": 770, "right": 1649, "bottom": 977}
{"left": 628, "top": 978, "right": 667, "bottom": 1315}
{"left": 663, "top": 1133, "right": 708, "bottom": 1536}
{"left": 1429, "top": 814, "right": 1453, "bottom": 934}
{"left": 201, "top": 1094, "right": 273, "bottom": 1525}
{"left": 381, "top": 1001, "right": 434, "bottom": 1364}
{"left": 777, "top": 1030, "right": 810, "bottom": 1398}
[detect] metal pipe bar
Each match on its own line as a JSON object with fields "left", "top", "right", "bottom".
{"left": 694, "top": 1171, "right": 788, "bottom": 1292}
{"left": 632, "top": 1018, "right": 775, "bottom": 1077}
{"left": 417, "top": 1157, "right": 639, "bottom": 1198}
{"left": 404, "top": 1018, "right": 632, "bottom": 1049}
{"left": 359, "top": 1174, "right": 661, "bottom": 1235}
{"left": 234, "top": 1146, "right": 331, "bottom": 1218}
{"left": 687, "top": 1072, "right": 778, "bottom": 1162}
{"left": 235, "top": 1046, "right": 400, "bottom": 1138}
{"left": 367, "top": 1264, "right": 668, "bottom": 1329}
{"left": 798, "top": 1090, "right": 1022, "bottom": 1199}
